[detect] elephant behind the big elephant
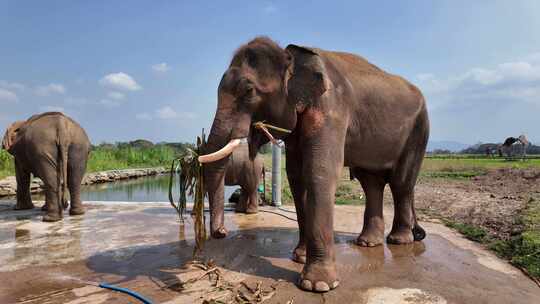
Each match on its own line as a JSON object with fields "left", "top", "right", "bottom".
{"left": 2, "top": 112, "right": 91, "bottom": 222}
{"left": 224, "top": 142, "right": 265, "bottom": 214}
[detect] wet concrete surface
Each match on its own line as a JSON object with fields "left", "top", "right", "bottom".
{"left": 0, "top": 201, "right": 538, "bottom": 303}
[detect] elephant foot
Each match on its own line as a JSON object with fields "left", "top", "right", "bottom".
{"left": 356, "top": 229, "right": 384, "bottom": 247}
{"left": 42, "top": 214, "right": 62, "bottom": 222}
{"left": 211, "top": 227, "right": 228, "bottom": 239}
{"left": 245, "top": 205, "right": 258, "bottom": 214}
{"left": 298, "top": 261, "right": 339, "bottom": 293}
{"left": 387, "top": 229, "right": 414, "bottom": 244}
{"left": 292, "top": 244, "right": 306, "bottom": 264}
{"left": 69, "top": 207, "right": 85, "bottom": 216}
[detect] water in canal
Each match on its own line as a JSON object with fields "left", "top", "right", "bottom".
{"left": 31, "top": 174, "right": 239, "bottom": 202}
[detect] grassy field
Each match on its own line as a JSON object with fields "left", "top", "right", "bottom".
{"left": 88, "top": 145, "right": 177, "bottom": 172}
{"left": 0, "top": 145, "right": 178, "bottom": 179}
{"left": 0, "top": 150, "right": 15, "bottom": 180}
{"left": 261, "top": 153, "right": 540, "bottom": 205}
{"left": 421, "top": 155, "right": 540, "bottom": 178}
{"left": 443, "top": 200, "right": 540, "bottom": 279}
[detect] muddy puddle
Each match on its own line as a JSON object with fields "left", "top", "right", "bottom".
{"left": 0, "top": 203, "right": 538, "bottom": 303}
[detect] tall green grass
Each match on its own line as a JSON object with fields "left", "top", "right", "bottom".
{"left": 421, "top": 156, "right": 540, "bottom": 179}
{"left": 0, "top": 145, "right": 179, "bottom": 179}
{"left": 88, "top": 145, "right": 177, "bottom": 172}
{"left": 0, "top": 150, "right": 14, "bottom": 179}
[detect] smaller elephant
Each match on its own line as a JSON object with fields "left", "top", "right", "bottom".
{"left": 2, "top": 112, "right": 91, "bottom": 222}
{"left": 224, "top": 143, "right": 265, "bottom": 214}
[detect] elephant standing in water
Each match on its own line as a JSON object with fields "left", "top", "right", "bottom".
{"left": 2, "top": 112, "right": 91, "bottom": 222}
{"left": 224, "top": 142, "right": 265, "bottom": 213}
{"left": 199, "top": 37, "right": 429, "bottom": 292}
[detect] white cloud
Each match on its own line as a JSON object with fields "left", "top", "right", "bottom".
{"left": 64, "top": 97, "right": 88, "bottom": 105}
{"left": 137, "top": 106, "right": 197, "bottom": 121}
{"left": 135, "top": 113, "right": 152, "bottom": 120}
{"left": 99, "top": 72, "right": 141, "bottom": 91}
{"left": 0, "top": 80, "right": 25, "bottom": 91}
{"left": 415, "top": 52, "right": 540, "bottom": 143}
{"left": 99, "top": 99, "right": 122, "bottom": 107}
{"left": 35, "top": 83, "right": 66, "bottom": 96}
{"left": 40, "top": 105, "right": 65, "bottom": 112}
{"left": 107, "top": 91, "right": 125, "bottom": 100}
{"left": 0, "top": 88, "right": 18, "bottom": 103}
{"left": 152, "top": 63, "right": 170, "bottom": 73}
{"left": 155, "top": 106, "right": 178, "bottom": 119}
{"left": 416, "top": 54, "right": 540, "bottom": 109}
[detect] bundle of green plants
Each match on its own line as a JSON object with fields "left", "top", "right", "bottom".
{"left": 168, "top": 131, "right": 207, "bottom": 257}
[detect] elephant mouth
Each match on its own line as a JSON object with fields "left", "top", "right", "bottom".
{"left": 198, "top": 137, "right": 248, "bottom": 163}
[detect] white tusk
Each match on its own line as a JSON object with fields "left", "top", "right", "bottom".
{"left": 198, "top": 138, "right": 245, "bottom": 163}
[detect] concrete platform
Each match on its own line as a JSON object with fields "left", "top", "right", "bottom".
{"left": 0, "top": 201, "right": 538, "bottom": 303}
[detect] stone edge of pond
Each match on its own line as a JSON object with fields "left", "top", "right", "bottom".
{"left": 0, "top": 167, "right": 167, "bottom": 197}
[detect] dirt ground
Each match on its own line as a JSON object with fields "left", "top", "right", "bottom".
{"left": 412, "top": 168, "right": 540, "bottom": 240}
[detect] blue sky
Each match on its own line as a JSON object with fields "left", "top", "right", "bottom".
{"left": 1, "top": 1, "right": 539, "bottom": 145}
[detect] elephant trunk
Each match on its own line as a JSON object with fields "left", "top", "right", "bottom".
{"left": 202, "top": 109, "right": 235, "bottom": 239}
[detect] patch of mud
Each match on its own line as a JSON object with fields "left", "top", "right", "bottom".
{"left": 413, "top": 168, "right": 540, "bottom": 240}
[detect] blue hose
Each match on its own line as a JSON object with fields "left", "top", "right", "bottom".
{"left": 99, "top": 283, "right": 153, "bottom": 304}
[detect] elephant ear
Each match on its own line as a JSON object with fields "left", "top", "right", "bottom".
{"left": 285, "top": 44, "right": 332, "bottom": 109}
{"left": 2, "top": 121, "right": 25, "bottom": 151}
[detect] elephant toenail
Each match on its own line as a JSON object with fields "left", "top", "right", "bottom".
{"left": 332, "top": 281, "right": 340, "bottom": 289}
{"left": 314, "top": 281, "right": 330, "bottom": 292}
{"left": 300, "top": 279, "right": 313, "bottom": 290}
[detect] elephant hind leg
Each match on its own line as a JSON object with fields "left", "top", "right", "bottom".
{"left": 234, "top": 189, "right": 248, "bottom": 213}
{"left": 67, "top": 144, "right": 87, "bottom": 216}
{"left": 387, "top": 112, "right": 428, "bottom": 244}
{"left": 245, "top": 189, "right": 259, "bottom": 214}
{"left": 33, "top": 154, "right": 63, "bottom": 222}
{"left": 14, "top": 159, "right": 34, "bottom": 210}
{"left": 354, "top": 169, "right": 386, "bottom": 247}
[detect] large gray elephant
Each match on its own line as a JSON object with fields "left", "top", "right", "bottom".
{"left": 224, "top": 142, "right": 265, "bottom": 213}
{"left": 198, "top": 37, "right": 429, "bottom": 292}
{"left": 2, "top": 112, "right": 91, "bottom": 222}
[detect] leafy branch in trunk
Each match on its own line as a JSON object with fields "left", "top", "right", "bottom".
{"left": 169, "top": 130, "right": 207, "bottom": 257}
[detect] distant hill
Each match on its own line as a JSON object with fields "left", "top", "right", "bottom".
{"left": 427, "top": 140, "right": 469, "bottom": 152}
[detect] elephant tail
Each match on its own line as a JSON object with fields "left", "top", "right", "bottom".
{"left": 57, "top": 118, "right": 70, "bottom": 210}
{"left": 262, "top": 165, "right": 266, "bottom": 204}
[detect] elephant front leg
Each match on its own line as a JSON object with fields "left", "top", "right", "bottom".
{"left": 14, "top": 160, "right": 34, "bottom": 210}
{"left": 285, "top": 141, "right": 307, "bottom": 264}
{"left": 299, "top": 144, "right": 342, "bottom": 292}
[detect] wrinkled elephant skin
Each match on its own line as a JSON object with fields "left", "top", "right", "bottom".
{"left": 223, "top": 143, "right": 264, "bottom": 214}
{"left": 201, "top": 37, "right": 429, "bottom": 292}
{"left": 2, "top": 112, "right": 91, "bottom": 222}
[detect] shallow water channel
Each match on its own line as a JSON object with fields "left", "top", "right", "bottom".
{"left": 33, "top": 173, "right": 239, "bottom": 202}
